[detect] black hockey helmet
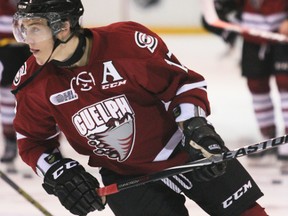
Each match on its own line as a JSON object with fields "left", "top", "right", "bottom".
{"left": 13, "top": 0, "right": 84, "bottom": 42}
{"left": 11, "top": 0, "right": 86, "bottom": 95}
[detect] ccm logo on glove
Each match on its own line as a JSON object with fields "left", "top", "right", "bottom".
{"left": 52, "top": 161, "right": 79, "bottom": 179}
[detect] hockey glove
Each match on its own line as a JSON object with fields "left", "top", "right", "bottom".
{"left": 42, "top": 158, "right": 105, "bottom": 215}
{"left": 182, "top": 117, "right": 227, "bottom": 181}
{"left": 201, "top": 16, "right": 237, "bottom": 47}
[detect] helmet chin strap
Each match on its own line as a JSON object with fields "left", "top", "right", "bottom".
{"left": 11, "top": 33, "right": 85, "bottom": 95}
{"left": 51, "top": 33, "right": 86, "bottom": 67}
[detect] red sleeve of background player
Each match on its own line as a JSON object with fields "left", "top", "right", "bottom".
{"left": 0, "top": 0, "right": 17, "bottom": 38}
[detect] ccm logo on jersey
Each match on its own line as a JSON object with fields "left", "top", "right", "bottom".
{"left": 222, "top": 180, "right": 252, "bottom": 209}
{"left": 101, "top": 61, "right": 127, "bottom": 89}
{"left": 135, "top": 31, "right": 158, "bottom": 53}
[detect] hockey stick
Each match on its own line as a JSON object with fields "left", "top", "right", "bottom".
{"left": 0, "top": 171, "right": 53, "bottom": 216}
{"left": 201, "top": 0, "right": 288, "bottom": 43}
{"left": 97, "top": 134, "right": 288, "bottom": 196}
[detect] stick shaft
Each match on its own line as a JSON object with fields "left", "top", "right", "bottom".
{"left": 97, "top": 134, "right": 288, "bottom": 196}
{"left": 0, "top": 171, "right": 53, "bottom": 216}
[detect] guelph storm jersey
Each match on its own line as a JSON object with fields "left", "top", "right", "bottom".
{"left": 12, "top": 22, "right": 210, "bottom": 175}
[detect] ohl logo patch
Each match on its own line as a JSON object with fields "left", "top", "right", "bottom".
{"left": 135, "top": 31, "right": 158, "bottom": 53}
{"left": 72, "top": 95, "right": 135, "bottom": 162}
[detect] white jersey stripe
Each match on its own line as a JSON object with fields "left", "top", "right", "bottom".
{"left": 0, "top": 16, "right": 13, "bottom": 33}
{"left": 153, "top": 129, "right": 183, "bottom": 162}
{"left": 176, "top": 81, "right": 207, "bottom": 96}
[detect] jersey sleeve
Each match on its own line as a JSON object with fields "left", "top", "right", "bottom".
{"left": 118, "top": 22, "right": 211, "bottom": 117}
{"left": 137, "top": 52, "right": 210, "bottom": 117}
{"left": 13, "top": 59, "right": 60, "bottom": 172}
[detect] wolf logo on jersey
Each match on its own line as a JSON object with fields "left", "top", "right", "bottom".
{"left": 72, "top": 95, "right": 135, "bottom": 162}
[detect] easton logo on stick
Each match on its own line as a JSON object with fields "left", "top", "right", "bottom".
{"left": 223, "top": 135, "right": 288, "bottom": 160}
{"left": 97, "top": 134, "right": 288, "bottom": 197}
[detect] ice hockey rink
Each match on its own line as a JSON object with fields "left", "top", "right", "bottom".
{"left": 1, "top": 33, "right": 288, "bottom": 215}
{"left": 1, "top": 1, "right": 288, "bottom": 215}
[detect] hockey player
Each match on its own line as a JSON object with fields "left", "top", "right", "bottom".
{"left": 0, "top": 0, "right": 30, "bottom": 164}
{"left": 12, "top": 0, "right": 268, "bottom": 215}
{"left": 202, "top": 0, "right": 288, "bottom": 166}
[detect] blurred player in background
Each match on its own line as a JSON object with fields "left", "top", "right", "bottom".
{"left": 202, "top": 0, "right": 288, "bottom": 169}
{"left": 0, "top": 0, "right": 30, "bottom": 165}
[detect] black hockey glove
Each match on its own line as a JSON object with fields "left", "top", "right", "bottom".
{"left": 182, "top": 117, "right": 227, "bottom": 182}
{"left": 42, "top": 158, "right": 105, "bottom": 215}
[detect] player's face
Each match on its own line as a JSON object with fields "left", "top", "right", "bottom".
{"left": 13, "top": 18, "right": 55, "bottom": 65}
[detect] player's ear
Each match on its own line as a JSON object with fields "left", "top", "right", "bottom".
{"left": 57, "top": 21, "right": 71, "bottom": 41}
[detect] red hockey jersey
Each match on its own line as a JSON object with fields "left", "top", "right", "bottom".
{"left": 12, "top": 22, "right": 210, "bottom": 175}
